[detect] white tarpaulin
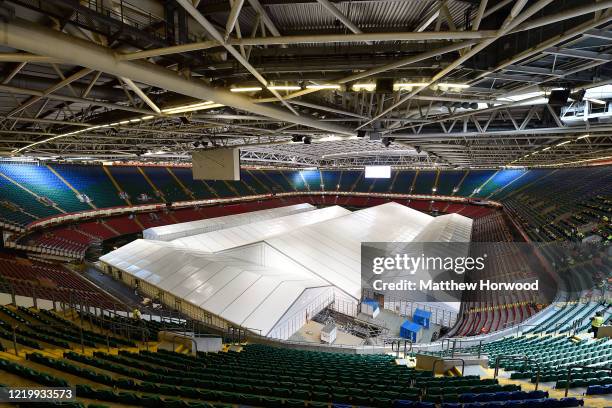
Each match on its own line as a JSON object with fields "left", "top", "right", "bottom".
{"left": 142, "top": 203, "right": 314, "bottom": 241}
{"left": 264, "top": 202, "right": 435, "bottom": 299}
{"left": 172, "top": 206, "right": 351, "bottom": 252}
{"left": 101, "top": 202, "right": 473, "bottom": 339}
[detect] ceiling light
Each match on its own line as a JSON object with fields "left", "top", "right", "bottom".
{"left": 267, "top": 85, "right": 301, "bottom": 91}
{"left": 305, "top": 84, "right": 341, "bottom": 90}
{"left": 556, "top": 140, "right": 571, "bottom": 147}
{"left": 352, "top": 83, "right": 376, "bottom": 92}
{"left": 439, "top": 83, "right": 470, "bottom": 89}
{"left": 577, "top": 134, "right": 590, "bottom": 140}
{"left": 542, "top": 147, "right": 551, "bottom": 151}
{"left": 394, "top": 82, "right": 429, "bottom": 91}
{"left": 230, "top": 86, "right": 263, "bottom": 92}
{"left": 162, "top": 101, "right": 222, "bottom": 114}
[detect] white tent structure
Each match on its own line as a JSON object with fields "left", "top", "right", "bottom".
{"left": 100, "top": 238, "right": 334, "bottom": 338}
{"left": 413, "top": 213, "right": 473, "bottom": 242}
{"left": 100, "top": 202, "right": 473, "bottom": 340}
{"left": 172, "top": 206, "right": 351, "bottom": 252}
{"left": 142, "top": 203, "right": 314, "bottom": 241}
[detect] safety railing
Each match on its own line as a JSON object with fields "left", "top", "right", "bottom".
{"left": 564, "top": 365, "right": 612, "bottom": 397}
{"left": 390, "top": 338, "right": 413, "bottom": 358}
{"left": 440, "top": 337, "right": 484, "bottom": 358}
{"left": 514, "top": 323, "right": 542, "bottom": 337}
{"left": 494, "top": 355, "right": 541, "bottom": 390}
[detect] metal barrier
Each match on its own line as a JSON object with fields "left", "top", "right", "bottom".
{"left": 494, "top": 355, "right": 541, "bottom": 390}
{"left": 564, "top": 365, "right": 612, "bottom": 397}
{"left": 390, "top": 339, "right": 413, "bottom": 358}
{"left": 432, "top": 357, "right": 465, "bottom": 376}
{"left": 441, "top": 337, "right": 484, "bottom": 358}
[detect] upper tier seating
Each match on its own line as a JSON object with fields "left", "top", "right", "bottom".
{"left": 2, "top": 164, "right": 610, "bottom": 262}
{"left": 107, "top": 166, "right": 164, "bottom": 204}
{"left": 140, "top": 166, "right": 192, "bottom": 202}
{"left": 51, "top": 164, "right": 126, "bottom": 208}
{"left": 456, "top": 170, "right": 496, "bottom": 197}
{"left": 1, "top": 164, "right": 609, "bottom": 229}
{"left": 500, "top": 167, "right": 612, "bottom": 242}
{"left": 0, "top": 163, "right": 92, "bottom": 213}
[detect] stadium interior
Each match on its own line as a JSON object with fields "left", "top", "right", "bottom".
{"left": 0, "top": 0, "right": 610, "bottom": 407}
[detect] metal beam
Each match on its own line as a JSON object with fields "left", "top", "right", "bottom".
{"left": 357, "top": 0, "right": 551, "bottom": 130}
{"left": 0, "top": 18, "right": 353, "bottom": 136}
{"left": 175, "top": 0, "right": 300, "bottom": 115}
{"left": 116, "top": 41, "right": 218, "bottom": 61}
{"left": 472, "top": 11, "right": 612, "bottom": 85}
{"left": 225, "top": 0, "right": 245, "bottom": 40}
{"left": 543, "top": 47, "right": 612, "bottom": 61}
{"left": 416, "top": 1, "right": 443, "bottom": 32}
{"left": 7, "top": 67, "right": 93, "bottom": 117}
{"left": 392, "top": 125, "right": 612, "bottom": 139}
{"left": 316, "top": 0, "right": 367, "bottom": 39}
{"left": 0, "top": 53, "right": 60, "bottom": 63}
{"left": 512, "top": 0, "right": 612, "bottom": 33}
{"left": 246, "top": 0, "right": 283, "bottom": 37}
{"left": 0, "top": 84, "right": 155, "bottom": 115}
{"left": 120, "top": 77, "right": 162, "bottom": 114}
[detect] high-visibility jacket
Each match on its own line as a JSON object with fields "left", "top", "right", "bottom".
{"left": 592, "top": 316, "right": 604, "bottom": 328}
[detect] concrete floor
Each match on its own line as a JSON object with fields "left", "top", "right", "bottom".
{"left": 289, "top": 320, "right": 365, "bottom": 346}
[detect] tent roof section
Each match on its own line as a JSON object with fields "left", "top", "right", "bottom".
{"left": 172, "top": 206, "right": 351, "bottom": 253}
{"left": 413, "top": 213, "right": 473, "bottom": 242}
{"left": 142, "top": 203, "right": 315, "bottom": 241}
{"left": 265, "top": 202, "right": 435, "bottom": 299}
{"left": 99, "top": 238, "right": 330, "bottom": 336}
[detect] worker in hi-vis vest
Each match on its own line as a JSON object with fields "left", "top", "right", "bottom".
{"left": 590, "top": 311, "right": 604, "bottom": 337}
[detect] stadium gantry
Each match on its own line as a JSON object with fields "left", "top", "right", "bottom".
{"left": 0, "top": 0, "right": 610, "bottom": 407}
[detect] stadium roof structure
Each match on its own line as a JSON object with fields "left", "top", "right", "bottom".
{"left": 100, "top": 202, "right": 473, "bottom": 339}
{"left": 143, "top": 203, "right": 315, "bottom": 241}
{"left": 0, "top": 0, "right": 609, "bottom": 168}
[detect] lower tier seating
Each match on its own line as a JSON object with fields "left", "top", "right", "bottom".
{"left": 0, "top": 256, "right": 119, "bottom": 308}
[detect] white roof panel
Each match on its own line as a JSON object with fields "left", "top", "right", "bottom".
{"left": 413, "top": 213, "right": 473, "bottom": 242}
{"left": 265, "top": 202, "right": 434, "bottom": 299}
{"left": 143, "top": 203, "right": 315, "bottom": 241}
{"left": 172, "top": 205, "right": 350, "bottom": 252}
{"left": 241, "top": 281, "right": 308, "bottom": 335}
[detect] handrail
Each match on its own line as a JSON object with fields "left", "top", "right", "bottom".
{"left": 494, "top": 354, "right": 541, "bottom": 390}
{"left": 440, "top": 337, "right": 484, "bottom": 358}
{"left": 515, "top": 323, "right": 541, "bottom": 337}
{"left": 391, "top": 339, "right": 413, "bottom": 358}
{"left": 432, "top": 357, "right": 465, "bottom": 376}
{"left": 564, "top": 365, "right": 612, "bottom": 397}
